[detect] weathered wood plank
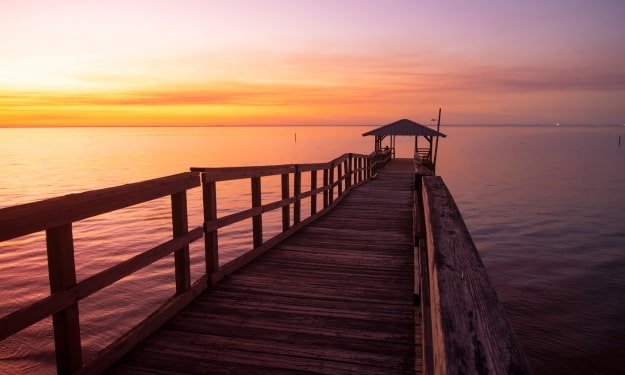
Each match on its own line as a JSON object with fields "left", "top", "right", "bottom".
{"left": 281, "top": 172, "right": 290, "bottom": 231}
{"left": 0, "top": 172, "right": 200, "bottom": 242}
{"left": 294, "top": 166, "right": 301, "bottom": 224}
{"left": 422, "top": 176, "right": 531, "bottom": 374}
{"left": 171, "top": 191, "right": 191, "bottom": 294}
{"left": 194, "top": 164, "right": 295, "bottom": 182}
{"left": 202, "top": 180, "right": 218, "bottom": 274}
{"left": 251, "top": 176, "right": 263, "bottom": 248}
{"left": 46, "top": 224, "right": 83, "bottom": 374}
{"left": 310, "top": 170, "right": 318, "bottom": 215}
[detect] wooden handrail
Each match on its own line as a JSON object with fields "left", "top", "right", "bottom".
{"left": 0, "top": 172, "right": 199, "bottom": 242}
{"left": 0, "top": 152, "right": 382, "bottom": 375}
{"left": 420, "top": 176, "right": 531, "bottom": 374}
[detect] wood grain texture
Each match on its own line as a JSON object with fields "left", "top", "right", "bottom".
{"left": 0, "top": 172, "right": 200, "bottom": 242}
{"left": 171, "top": 192, "right": 191, "bottom": 294}
{"left": 421, "top": 176, "right": 531, "bottom": 374}
{"left": 251, "top": 176, "right": 263, "bottom": 248}
{"left": 46, "top": 224, "right": 83, "bottom": 374}
{"left": 109, "top": 160, "right": 421, "bottom": 375}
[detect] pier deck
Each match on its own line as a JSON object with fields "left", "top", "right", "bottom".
{"left": 109, "top": 159, "right": 420, "bottom": 374}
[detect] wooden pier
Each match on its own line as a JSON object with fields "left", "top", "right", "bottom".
{"left": 0, "top": 120, "right": 531, "bottom": 374}
{"left": 110, "top": 159, "right": 419, "bottom": 374}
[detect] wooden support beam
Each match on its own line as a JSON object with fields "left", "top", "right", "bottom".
{"left": 337, "top": 163, "right": 343, "bottom": 197}
{"left": 171, "top": 191, "right": 191, "bottom": 294}
{"left": 281, "top": 173, "right": 290, "bottom": 231}
{"left": 347, "top": 154, "right": 352, "bottom": 188}
{"left": 310, "top": 170, "right": 317, "bottom": 215}
{"left": 251, "top": 176, "right": 263, "bottom": 248}
{"left": 46, "top": 224, "right": 83, "bottom": 374}
{"left": 202, "top": 178, "right": 218, "bottom": 275}
{"left": 293, "top": 166, "right": 301, "bottom": 225}
{"left": 328, "top": 164, "right": 335, "bottom": 205}
{"left": 323, "top": 169, "right": 329, "bottom": 208}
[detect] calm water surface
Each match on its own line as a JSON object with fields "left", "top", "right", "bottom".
{"left": 1, "top": 125, "right": 624, "bottom": 374}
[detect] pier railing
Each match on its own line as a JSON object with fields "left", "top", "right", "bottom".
{"left": 369, "top": 148, "right": 392, "bottom": 177}
{"left": 0, "top": 152, "right": 373, "bottom": 374}
{"left": 415, "top": 170, "right": 532, "bottom": 374}
{"left": 190, "top": 152, "right": 372, "bottom": 285}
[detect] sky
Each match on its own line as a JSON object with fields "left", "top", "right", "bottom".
{"left": 1, "top": 0, "right": 624, "bottom": 126}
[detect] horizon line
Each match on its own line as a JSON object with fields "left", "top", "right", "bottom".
{"left": 2, "top": 123, "right": 624, "bottom": 129}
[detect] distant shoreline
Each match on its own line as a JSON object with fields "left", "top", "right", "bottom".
{"left": 1, "top": 123, "right": 624, "bottom": 129}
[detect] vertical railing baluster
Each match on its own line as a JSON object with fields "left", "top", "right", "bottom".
{"left": 347, "top": 154, "right": 352, "bottom": 190}
{"left": 358, "top": 157, "right": 362, "bottom": 183}
{"left": 46, "top": 224, "right": 82, "bottom": 374}
{"left": 337, "top": 162, "right": 343, "bottom": 197}
{"left": 251, "top": 176, "right": 263, "bottom": 247}
{"left": 294, "top": 166, "right": 301, "bottom": 224}
{"left": 281, "top": 172, "right": 290, "bottom": 231}
{"left": 171, "top": 191, "right": 191, "bottom": 294}
{"left": 202, "top": 175, "right": 218, "bottom": 275}
{"left": 329, "top": 164, "right": 335, "bottom": 205}
{"left": 323, "top": 168, "right": 329, "bottom": 208}
{"left": 311, "top": 170, "right": 317, "bottom": 215}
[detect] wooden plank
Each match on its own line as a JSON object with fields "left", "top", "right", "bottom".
{"left": 251, "top": 176, "right": 263, "bottom": 248}
{"left": 422, "top": 176, "right": 531, "bottom": 374}
{"left": 347, "top": 154, "right": 352, "bottom": 188}
{"left": 202, "top": 180, "right": 218, "bottom": 274}
{"left": 323, "top": 168, "right": 329, "bottom": 208}
{"left": 46, "top": 224, "right": 83, "bottom": 374}
{"left": 281, "top": 173, "right": 290, "bottom": 231}
{"left": 310, "top": 170, "right": 317, "bottom": 215}
{"left": 294, "top": 166, "right": 301, "bottom": 225}
{"left": 298, "top": 162, "right": 330, "bottom": 172}
{"left": 171, "top": 191, "right": 191, "bottom": 294}
{"left": 329, "top": 165, "right": 334, "bottom": 205}
{"left": 193, "top": 164, "right": 295, "bottom": 182}
{"left": 0, "top": 172, "right": 200, "bottom": 242}
{"left": 337, "top": 162, "right": 343, "bottom": 196}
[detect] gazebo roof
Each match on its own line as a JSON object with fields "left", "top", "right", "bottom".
{"left": 362, "top": 118, "right": 446, "bottom": 137}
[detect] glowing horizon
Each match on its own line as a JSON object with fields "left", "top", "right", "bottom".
{"left": 1, "top": 0, "right": 624, "bottom": 126}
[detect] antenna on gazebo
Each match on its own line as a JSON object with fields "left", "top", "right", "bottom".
{"left": 433, "top": 108, "right": 442, "bottom": 172}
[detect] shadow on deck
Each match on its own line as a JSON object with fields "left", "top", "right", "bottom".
{"left": 109, "top": 159, "right": 420, "bottom": 374}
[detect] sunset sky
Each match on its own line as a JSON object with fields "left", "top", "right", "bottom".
{"left": 1, "top": 0, "right": 624, "bottom": 126}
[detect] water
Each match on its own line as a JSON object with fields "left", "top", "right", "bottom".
{"left": 1, "top": 125, "right": 624, "bottom": 374}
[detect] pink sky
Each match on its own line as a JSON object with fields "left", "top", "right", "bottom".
{"left": 1, "top": 0, "right": 624, "bottom": 126}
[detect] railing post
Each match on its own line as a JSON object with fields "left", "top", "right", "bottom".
{"left": 323, "top": 168, "right": 329, "bottom": 208}
{"left": 311, "top": 170, "right": 317, "bottom": 215}
{"left": 202, "top": 175, "right": 219, "bottom": 275}
{"left": 366, "top": 156, "right": 371, "bottom": 179}
{"left": 337, "top": 162, "right": 343, "bottom": 197}
{"left": 358, "top": 157, "right": 362, "bottom": 183}
{"left": 294, "top": 166, "right": 301, "bottom": 225}
{"left": 281, "top": 172, "right": 290, "bottom": 231}
{"left": 347, "top": 154, "right": 352, "bottom": 190}
{"left": 251, "top": 176, "right": 263, "bottom": 248}
{"left": 171, "top": 191, "right": 191, "bottom": 294}
{"left": 329, "top": 163, "right": 335, "bottom": 205}
{"left": 46, "top": 224, "right": 82, "bottom": 374}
